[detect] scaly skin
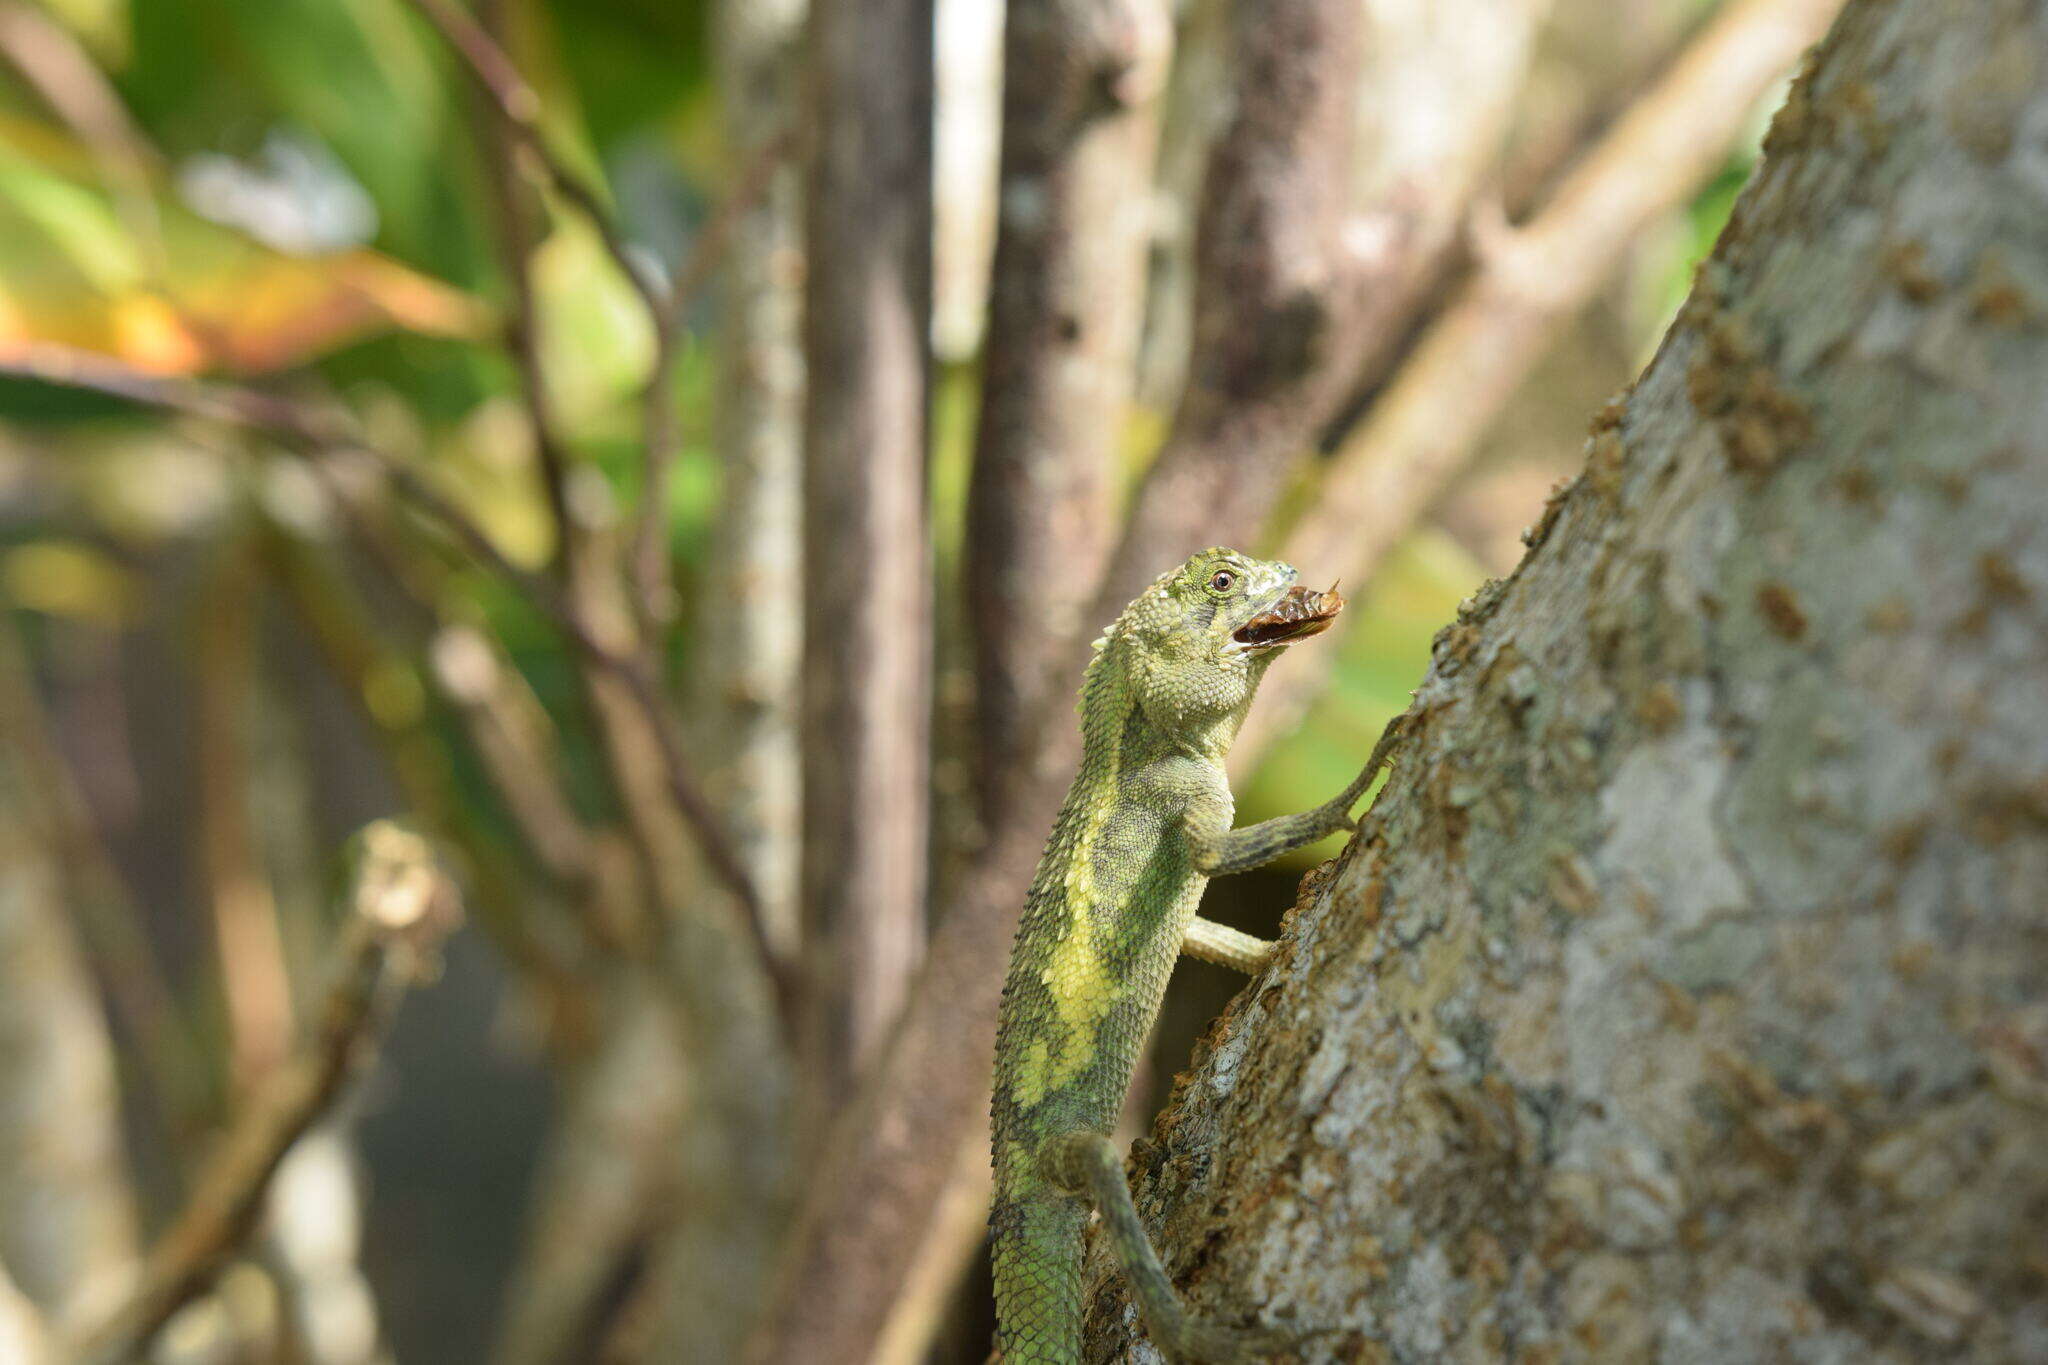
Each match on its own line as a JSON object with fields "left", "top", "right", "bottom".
{"left": 990, "top": 548, "right": 1402, "bottom": 1363}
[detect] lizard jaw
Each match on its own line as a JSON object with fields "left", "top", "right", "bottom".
{"left": 1230, "top": 583, "right": 1344, "bottom": 652}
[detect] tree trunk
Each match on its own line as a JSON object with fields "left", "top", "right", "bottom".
{"left": 965, "top": 0, "right": 1166, "bottom": 824}
{"left": 801, "top": 0, "right": 935, "bottom": 1104}
{"left": 1090, "top": 0, "right": 2048, "bottom": 1359}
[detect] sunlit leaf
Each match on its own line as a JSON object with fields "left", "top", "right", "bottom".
{"left": 531, "top": 211, "right": 652, "bottom": 427}
{"left": 0, "top": 121, "right": 488, "bottom": 373}
{"left": 1, "top": 537, "right": 136, "bottom": 622}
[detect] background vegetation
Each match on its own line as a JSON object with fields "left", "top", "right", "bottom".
{"left": 0, "top": 0, "right": 1836, "bottom": 1359}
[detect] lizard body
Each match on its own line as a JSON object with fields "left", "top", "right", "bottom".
{"left": 990, "top": 548, "right": 1400, "bottom": 1363}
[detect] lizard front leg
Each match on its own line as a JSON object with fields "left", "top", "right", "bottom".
{"left": 1180, "top": 715, "right": 1409, "bottom": 971}
{"left": 1186, "top": 712, "right": 1407, "bottom": 878}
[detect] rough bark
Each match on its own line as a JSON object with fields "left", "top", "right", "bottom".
{"left": 0, "top": 631, "right": 140, "bottom": 1336}
{"left": 1238, "top": 0, "right": 1847, "bottom": 773}
{"left": 801, "top": 0, "right": 935, "bottom": 1101}
{"left": 1088, "top": 1, "right": 2048, "bottom": 1358}
{"left": 965, "top": 0, "right": 1168, "bottom": 822}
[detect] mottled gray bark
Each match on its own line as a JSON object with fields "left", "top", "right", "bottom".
{"left": 1090, "top": 1, "right": 2048, "bottom": 1359}
{"left": 1240, "top": 0, "right": 1846, "bottom": 773}
{"left": 966, "top": 0, "right": 1167, "bottom": 821}
{"left": 636, "top": 0, "right": 810, "bottom": 1358}
{"left": 801, "top": 0, "right": 935, "bottom": 1100}
{"left": 703, "top": 0, "right": 806, "bottom": 959}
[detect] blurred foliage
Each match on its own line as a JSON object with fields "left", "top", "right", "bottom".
{"left": 0, "top": 0, "right": 1758, "bottom": 861}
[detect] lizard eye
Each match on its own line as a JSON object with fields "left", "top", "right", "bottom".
{"left": 1208, "top": 569, "right": 1235, "bottom": 594}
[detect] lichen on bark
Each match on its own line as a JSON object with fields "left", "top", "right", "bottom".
{"left": 1087, "top": 1, "right": 2048, "bottom": 1360}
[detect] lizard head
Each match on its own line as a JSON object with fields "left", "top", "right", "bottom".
{"left": 1103, "top": 547, "right": 1343, "bottom": 736}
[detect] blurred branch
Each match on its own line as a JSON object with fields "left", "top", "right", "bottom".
{"left": 196, "top": 539, "right": 296, "bottom": 1091}
{"left": 401, "top": 0, "right": 662, "bottom": 315}
{"left": 965, "top": 0, "right": 1168, "bottom": 820}
{"left": 0, "top": 616, "right": 211, "bottom": 1139}
{"left": 0, "top": 1262, "right": 49, "bottom": 1365}
{"left": 0, "top": 343, "right": 566, "bottom": 624}
{"left": 263, "top": 531, "right": 599, "bottom": 1035}
{"left": 622, "top": 7, "right": 811, "bottom": 1358}
{"left": 404, "top": 0, "right": 786, "bottom": 635}
{"left": 427, "top": 624, "right": 597, "bottom": 891}
{"left": 798, "top": 0, "right": 934, "bottom": 1105}
{"left": 1238, "top": 0, "right": 1848, "bottom": 769}
{"left": 462, "top": 0, "right": 581, "bottom": 584}
{"left": 0, "top": 346, "right": 774, "bottom": 961}
{"left": 1081, "top": 0, "right": 1366, "bottom": 619}
{"left": 0, "top": 2, "right": 166, "bottom": 280}
{"left": 630, "top": 131, "right": 793, "bottom": 634}
{"left": 0, "top": 626, "right": 143, "bottom": 1333}
{"left": 69, "top": 822, "right": 461, "bottom": 1365}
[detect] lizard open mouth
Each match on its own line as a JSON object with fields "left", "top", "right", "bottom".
{"left": 1233, "top": 583, "right": 1344, "bottom": 648}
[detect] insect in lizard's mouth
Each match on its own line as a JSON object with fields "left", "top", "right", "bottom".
{"left": 1233, "top": 583, "right": 1344, "bottom": 648}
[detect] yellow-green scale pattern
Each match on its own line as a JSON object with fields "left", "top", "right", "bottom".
{"left": 990, "top": 549, "right": 1294, "bottom": 1364}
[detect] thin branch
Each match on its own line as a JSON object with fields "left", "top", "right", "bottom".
{"left": 629, "top": 130, "right": 793, "bottom": 634}
{"left": 0, "top": 614, "right": 213, "bottom": 1140}
{"left": 0, "top": 343, "right": 563, "bottom": 616}
{"left": 798, "top": 0, "right": 935, "bottom": 1106}
{"left": 400, "top": 0, "right": 663, "bottom": 318}
{"left": 1236, "top": 0, "right": 1849, "bottom": 771}
{"left": 405, "top": 0, "right": 792, "bottom": 638}
{"left": 262, "top": 529, "right": 603, "bottom": 1026}
{"left": 196, "top": 538, "right": 295, "bottom": 1091}
{"left": 0, "top": 2, "right": 166, "bottom": 283}
{"left": 0, "top": 345, "right": 772, "bottom": 954}
{"left": 964, "top": 0, "right": 1168, "bottom": 821}
{"left": 0, "top": 628, "right": 143, "bottom": 1328}
{"left": 68, "top": 822, "right": 460, "bottom": 1365}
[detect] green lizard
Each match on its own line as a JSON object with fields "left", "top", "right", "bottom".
{"left": 990, "top": 547, "right": 1403, "bottom": 1363}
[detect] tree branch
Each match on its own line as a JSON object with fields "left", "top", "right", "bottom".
{"left": 797, "top": 0, "right": 935, "bottom": 1106}
{"left": 0, "top": 346, "right": 774, "bottom": 949}
{"left": 963, "top": 0, "right": 1168, "bottom": 820}
{"left": 68, "top": 822, "right": 460, "bottom": 1365}
{"left": 629, "top": 130, "right": 794, "bottom": 634}
{"left": 1237, "top": 0, "right": 1849, "bottom": 770}
{"left": 400, "top": 0, "right": 663, "bottom": 316}
{"left": 749, "top": 1, "right": 1365, "bottom": 1353}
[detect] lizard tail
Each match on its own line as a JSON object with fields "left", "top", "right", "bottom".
{"left": 989, "top": 1190, "right": 1088, "bottom": 1363}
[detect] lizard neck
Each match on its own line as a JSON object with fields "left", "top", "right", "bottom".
{"left": 1085, "top": 634, "right": 1276, "bottom": 773}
